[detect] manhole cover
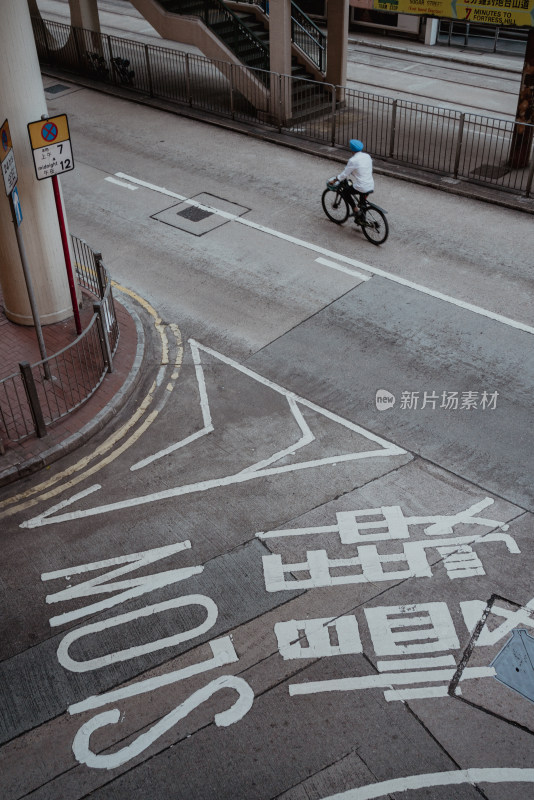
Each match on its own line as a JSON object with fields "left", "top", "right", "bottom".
{"left": 45, "top": 84, "right": 70, "bottom": 94}
{"left": 470, "top": 164, "right": 510, "bottom": 179}
{"left": 450, "top": 595, "right": 534, "bottom": 734}
{"left": 177, "top": 206, "right": 213, "bottom": 222}
{"left": 152, "top": 192, "right": 250, "bottom": 236}
{"left": 491, "top": 628, "right": 534, "bottom": 703}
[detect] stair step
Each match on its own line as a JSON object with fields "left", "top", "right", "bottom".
{"left": 163, "top": 1, "right": 202, "bottom": 11}
{"left": 158, "top": 0, "right": 324, "bottom": 91}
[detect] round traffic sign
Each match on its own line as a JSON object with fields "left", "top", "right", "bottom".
{"left": 41, "top": 122, "right": 58, "bottom": 142}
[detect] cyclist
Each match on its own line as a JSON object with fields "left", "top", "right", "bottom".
{"left": 328, "top": 139, "right": 374, "bottom": 221}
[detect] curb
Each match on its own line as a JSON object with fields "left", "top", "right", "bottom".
{"left": 0, "top": 294, "right": 145, "bottom": 488}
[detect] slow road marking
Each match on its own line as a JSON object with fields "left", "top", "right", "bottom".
{"left": 321, "top": 768, "right": 534, "bottom": 799}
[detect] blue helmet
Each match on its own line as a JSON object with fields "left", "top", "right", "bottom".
{"left": 349, "top": 139, "right": 364, "bottom": 152}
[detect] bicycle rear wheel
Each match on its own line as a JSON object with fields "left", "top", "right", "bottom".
{"left": 322, "top": 189, "right": 350, "bottom": 224}
{"left": 360, "top": 205, "right": 389, "bottom": 245}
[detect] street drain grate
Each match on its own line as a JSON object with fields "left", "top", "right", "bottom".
{"left": 470, "top": 164, "right": 510, "bottom": 179}
{"left": 152, "top": 192, "right": 250, "bottom": 236}
{"left": 177, "top": 205, "right": 213, "bottom": 222}
{"left": 45, "top": 84, "right": 70, "bottom": 94}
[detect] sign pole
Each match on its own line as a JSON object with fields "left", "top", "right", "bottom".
{"left": 2, "top": 118, "right": 51, "bottom": 379}
{"left": 8, "top": 193, "right": 51, "bottom": 380}
{"left": 28, "top": 113, "right": 81, "bottom": 335}
{"left": 51, "top": 173, "right": 82, "bottom": 334}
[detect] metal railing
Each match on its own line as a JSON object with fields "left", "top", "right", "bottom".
{"left": 291, "top": 2, "right": 326, "bottom": 72}
{"left": 231, "top": 0, "right": 326, "bottom": 73}
{"left": 32, "top": 16, "right": 534, "bottom": 198}
{"left": 0, "top": 236, "right": 119, "bottom": 446}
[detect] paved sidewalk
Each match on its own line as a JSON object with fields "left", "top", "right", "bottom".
{"left": 0, "top": 287, "right": 143, "bottom": 487}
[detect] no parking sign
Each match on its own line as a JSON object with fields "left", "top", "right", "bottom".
{"left": 27, "top": 114, "right": 75, "bottom": 180}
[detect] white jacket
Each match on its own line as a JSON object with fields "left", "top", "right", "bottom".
{"left": 337, "top": 151, "right": 374, "bottom": 192}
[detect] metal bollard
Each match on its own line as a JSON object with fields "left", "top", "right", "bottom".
{"left": 94, "top": 302, "right": 113, "bottom": 374}
{"left": 19, "top": 361, "right": 47, "bottom": 439}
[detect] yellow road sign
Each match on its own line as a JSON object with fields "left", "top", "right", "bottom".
{"left": 27, "top": 114, "right": 70, "bottom": 150}
{"left": 0, "top": 119, "right": 13, "bottom": 164}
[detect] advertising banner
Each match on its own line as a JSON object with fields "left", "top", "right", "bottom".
{"left": 369, "top": 0, "right": 534, "bottom": 26}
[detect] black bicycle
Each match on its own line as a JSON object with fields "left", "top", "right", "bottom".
{"left": 321, "top": 179, "right": 389, "bottom": 245}
{"left": 85, "top": 51, "right": 109, "bottom": 80}
{"left": 111, "top": 57, "right": 135, "bottom": 86}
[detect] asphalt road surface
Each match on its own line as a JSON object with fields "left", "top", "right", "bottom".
{"left": 1, "top": 70, "right": 534, "bottom": 800}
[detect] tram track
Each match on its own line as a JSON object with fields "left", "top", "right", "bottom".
{"left": 345, "top": 43, "right": 521, "bottom": 116}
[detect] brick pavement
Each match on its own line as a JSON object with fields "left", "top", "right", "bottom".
{"left": 0, "top": 286, "right": 141, "bottom": 487}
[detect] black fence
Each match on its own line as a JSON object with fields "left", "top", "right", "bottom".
{"left": 0, "top": 237, "right": 119, "bottom": 445}
{"left": 32, "top": 16, "right": 534, "bottom": 198}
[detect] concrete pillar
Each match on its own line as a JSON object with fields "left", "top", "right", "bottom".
{"left": 268, "top": 0, "right": 293, "bottom": 124}
{"left": 68, "top": 0, "right": 101, "bottom": 33}
{"left": 423, "top": 18, "right": 439, "bottom": 46}
{"left": 269, "top": 0, "right": 292, "bottom": 76}
{"left": 0, "top": 1, "right": 72, "bottom": 325}
{"left": 510, "top": 27, "right": 534, "bottom": 169}
{"left": 326, "top": 0, "right": 349, "bottom": 89}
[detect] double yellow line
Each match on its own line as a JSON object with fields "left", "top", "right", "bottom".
{"left": 0, "top": 284, "right": 183, "bottom": 521}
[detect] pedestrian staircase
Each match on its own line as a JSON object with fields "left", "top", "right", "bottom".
{"left": 128, "top": 0, "right": 332, "bottom": 122}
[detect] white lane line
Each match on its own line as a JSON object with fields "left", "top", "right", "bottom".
{"left": 315, "top": 257, "right": 371, "bottom": 281}
{"left": 115, "top": 172, "right": 534, "bottom": 336}
{"left": 21, "top": 449, "right": 403, "bottom": 528}
{"left": 289, "top": 666, "right": 495, "bottom": 694}
{"left": 105, "top": 176, "right": 138, "bottom": 190}
{"left": 20, "top": 338, "right": 407, "bottom": 528}
{"left": 240, "top": 397, "right": 314, "bottom": 474}
{"left": 131, "top": 427, "right": 213, "bottom": 472}
{"left": 376, "top": 655, "right": 457, "bottom": 671}
{"left": 320, "top": 769, "right": 534, "bottom": 800}
{"left": 190, "top": 339, "right": 403, "bottom": 449}
{"left": 383, "top": 686, "right": 454, "bottom": 701}
{"left": 132, "top": 336, "right": 404, "bottom": 473}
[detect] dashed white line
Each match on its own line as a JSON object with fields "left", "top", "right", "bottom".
{"left": 115, "top": 171, "right": 534, "bottom": 337}
{"left": 315, "top": 257, "right": 371, "bottom": 281}
{"left": 105, "top": 176, "right": 138, "bottom": 190}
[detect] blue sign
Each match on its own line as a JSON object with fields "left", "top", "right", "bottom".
{"left": 12, "top": 185, "right": 22, "bottom": 227}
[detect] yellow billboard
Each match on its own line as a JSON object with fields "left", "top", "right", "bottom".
{"left": 373, "top": 0, "right": 534, "bottom": 25}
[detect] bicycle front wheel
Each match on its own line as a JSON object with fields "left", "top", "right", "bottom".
{"left": 322, "top": 189, "right": 350, "bottom": 224}
{"left": 361, "top": 205, "right": 389, "bottom": 245}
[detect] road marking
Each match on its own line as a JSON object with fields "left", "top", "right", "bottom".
{"left": 0, "top": 286, "right": 182, "bottom": 519}
{"left": 131, "top": 337, "right": 405, "bottom": 472}
{"left": 20, "top": 339, "right": 406, "bottom": 528}
{"left": 289, "top": 665, "right": 495, "bottom": 694}
{"left": 105, "top": 176, "right": 138, "bottom": 190}
{"left": 68, "top": 636, "right": 238, "bottom": 715}
{"left": 315, "top": 257, "right": 371, "bottom": 281}
{"left": 320, "top": 769, "right": 534, "bottom": 799}
{"left": 376, "top": 655, "right": 457, "bottom": 670}
{"left": 115, "top": 171, "right": 534, "bottom": 336}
